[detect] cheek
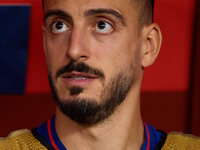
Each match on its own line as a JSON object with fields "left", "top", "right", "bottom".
{"left": 93, "top": 37, "right": 141, "bottom": 81}
{"left": 44, "top": 33, "right": 70, "bottom": 76}
{"left": 44, "top": 29, "right": 71, "bottom": 55}
{"left": 93, "top": 34, "right": 138, "bottom": 65}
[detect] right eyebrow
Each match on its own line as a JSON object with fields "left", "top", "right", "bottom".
{"left": 43, "top": 9, "right": 72, "bottom": 23}
{"left": 84, "top": 8, "right": 126, "bottom": 26}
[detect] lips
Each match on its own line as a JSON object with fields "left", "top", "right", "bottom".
{"left": 62, "top": 71, "right": 96, "bottom": 78}
{"left": 61, "top": 71, "right": 97, "bottom": 86}
{"left": 68, "top": 76, "right": 92, "bottom": 80}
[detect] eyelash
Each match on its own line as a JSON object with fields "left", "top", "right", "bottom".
{"left": 50, "top": 18, "right": 70, "bottom": 33}
{"left": 93, "top": 18, "right": 115, "bottom": 35}
{"left": 49, "top": 17, "right": 115, "bottom": 35}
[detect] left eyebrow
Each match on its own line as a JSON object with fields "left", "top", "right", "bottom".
{"left": 84, "top": 8, "right": 126, "bottom": 26}
{"left": 43, "top": 9, "right": 72, "bottom": 23}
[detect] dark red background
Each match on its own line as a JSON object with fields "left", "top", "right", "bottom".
{"left": 1, "top": 0, "right": 200, "bottom": 138}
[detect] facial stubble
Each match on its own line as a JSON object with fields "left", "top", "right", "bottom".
{"left": 48, "top": 61, "right": 137, "bottom": 126}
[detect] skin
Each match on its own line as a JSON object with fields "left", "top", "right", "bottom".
{"left": 42, "top": 0, "right": 162, "bottom": 149}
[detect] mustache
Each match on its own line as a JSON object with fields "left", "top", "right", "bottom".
{"left": 55, "top": 61, "right": 105, "bottom": 79}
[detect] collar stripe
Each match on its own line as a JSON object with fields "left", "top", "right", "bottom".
{"left": 144, "top": 123, "right": 150, "bottom": 150}
{"left": 47, "top": 118, "right": 59, "bottom": 150}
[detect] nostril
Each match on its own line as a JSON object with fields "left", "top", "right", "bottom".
{"left": 79, "top": 55, "right": 88, "bottom": 61}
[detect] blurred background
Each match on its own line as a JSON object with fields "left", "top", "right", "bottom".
{"left": 0, "top": 0, "right": 200, "bottom": 137}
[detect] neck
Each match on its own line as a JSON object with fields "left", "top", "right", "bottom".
{"left": 55, "top": 90, "right": 145, "bottom": 150}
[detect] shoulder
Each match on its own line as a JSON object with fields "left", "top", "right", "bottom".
{"left": 0, "top": 129, "right": 47, "bottom": 150}
{"left": 161, "top": 132, "right": 200, "bottom": 150}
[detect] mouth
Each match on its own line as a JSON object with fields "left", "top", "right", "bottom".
{"left": 60, "top": 72, "right": 97, "bottom": 86}
{"left": 62, "top": 71, "right": 97, "bottom": 79}
{"left": 68, "top": 76, "right": 91, "bottom": 80}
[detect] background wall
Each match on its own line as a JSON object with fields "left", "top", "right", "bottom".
{"left": 0, "top": 0, "right": 199, "bottom": 137}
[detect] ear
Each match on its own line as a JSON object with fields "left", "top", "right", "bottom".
{"left": 141, "top": 23, "right": 162, "bottom": 68}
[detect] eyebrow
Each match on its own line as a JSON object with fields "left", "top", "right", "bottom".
{"left": 43, "top": 10, "right": 71, "bottom": 23}
{"left": 84, "top": 8, "right": 126, "bottom": 26}
{"left": 43, "top": 8, "right": 126, "bottom": 26}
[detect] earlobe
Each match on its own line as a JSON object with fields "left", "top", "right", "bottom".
{"left": 141, "top": 23, "right": 162, "bottom": 68}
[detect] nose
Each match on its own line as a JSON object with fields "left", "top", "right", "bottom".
{"left": 66, "top": 27, "right": 90, "bottom": 62}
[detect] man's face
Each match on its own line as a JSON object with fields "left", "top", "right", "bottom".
{"left": 43, "top": 0, "right": 143, "bottom": 125}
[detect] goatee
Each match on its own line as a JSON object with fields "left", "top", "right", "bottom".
{"left": 48, "top": 61, "right": 136, "bottom": 126}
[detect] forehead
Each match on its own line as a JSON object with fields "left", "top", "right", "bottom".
{"left": 43, "top": 0, "right": 136, "bottom": 19}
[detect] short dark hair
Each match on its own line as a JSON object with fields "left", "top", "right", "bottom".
{"left": 42, "top": 0, "right": 154, "bottom": 30}
{"left": 132, "top": 0, "right": 155, "bottom": 31}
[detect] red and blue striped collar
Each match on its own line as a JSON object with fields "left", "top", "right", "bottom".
{"left": 37, "top": 116, "right": 162, "bottom": 150}
{"left": 37, "top": 115, "right": 66, "bottom": 150}
{"left": 141, "top": 123, "right": 162, "bottom": 150}
{"left": 47, "top": 116, "right": 60, "bottom": 150}
{"left": 144, "top": 123, "right": 150, "bottom": 150}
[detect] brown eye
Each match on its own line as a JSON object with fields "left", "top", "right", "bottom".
{"left": 55, "top": 21, "right": 64, "bottom": 29}
{"left": 95, "top": 21, "right": 113, "bottom": 34}
{"left": 98, "top": 22, "right": 106, "bottom": 29}
{"left": 52, "top": 21, "right": 69, "bottom": 33}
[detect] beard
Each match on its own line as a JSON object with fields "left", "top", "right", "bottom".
{"left": 48, "top": 61, "right": 136, "bottom": 126}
